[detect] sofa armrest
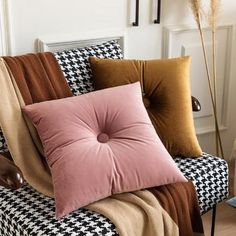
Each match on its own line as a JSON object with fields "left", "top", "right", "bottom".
{"left": 0, "top": 153, "right": 24, "bottom": 189}
{"left": 191, "top": 96, "right": 201, "bottom": 112}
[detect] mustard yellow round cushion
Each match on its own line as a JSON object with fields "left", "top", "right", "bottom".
{"left": 90, "top": 56, "right": 202, "bottom": 157}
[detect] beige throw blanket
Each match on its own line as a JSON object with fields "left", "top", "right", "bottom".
{"left": 0, "top": 53, "right": 73, "bottom": 197}
{"left": 0, "top": 58, "right": 53, "bottom": 197}
{"left": 0, "top": 55, "right": 204, "bottom": 236}
{"left": 89, "top": 190, "right": 179, "bottom": 236}
{"left": 88, "top": 181, "right": 204, "bottom": 236}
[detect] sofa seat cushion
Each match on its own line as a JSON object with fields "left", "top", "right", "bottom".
{"left": 0, "top": 153, "right": 228, "bottom": 236}
{"left": 174, "top": 153, "right": 228, "bottom": 214}
{"left": 0, "top": 185, "right": 119, "bottom": 236}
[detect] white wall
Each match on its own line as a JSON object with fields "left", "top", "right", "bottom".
{"left": 2, "top": 0, "right": 236, "bottom": 158}
{"left": 7, "top": 0, "right": 126, "bottom": 54}
{"left": 162, "top": 0, "right": 236, "bottom": 158}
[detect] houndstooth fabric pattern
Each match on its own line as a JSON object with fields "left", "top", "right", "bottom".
{"left": 0, "top": 128, "right": 8, "bottom": 154}
{"left": 0, "top": 153, "right": 228, "bottom": 235}
{"left": 0, "top": 40, "right": 123, "bottom": 154}
{"left": 0, "top": 185, "right": 118, "bottom": 236}
{"left": 54, "top": 40, "right": 123, "bottom": 96}
{"left": 0, "top": 41, "right": 229, "bottom": 234}
{"left": 174, "top": 152, "right": 228, "bottom": 214}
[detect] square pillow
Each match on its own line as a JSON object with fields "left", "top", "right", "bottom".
{"left": 54, "top": 40, "right": 123, "bottom": 96}
{"left": 23, "top": 82, "right": 186, "bottom": 218}
{"left": 89, "top": 57, "right": 202, "bottom": 157}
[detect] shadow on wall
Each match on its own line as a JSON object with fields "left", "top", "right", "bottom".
{"left": 161, "top": 0, "right": 194, "bottom": 25}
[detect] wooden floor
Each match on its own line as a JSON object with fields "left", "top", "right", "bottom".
{"left": 202, "top": 201, "right": 236, "bottom": 236}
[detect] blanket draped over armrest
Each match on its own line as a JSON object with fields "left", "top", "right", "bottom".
{"left": 0, "top": 53, "right": 204, "bottom": 236}
{"left": 0, "top": 54, "right": 73, "bottom": 197}
{"left": 3, "top": 53, "right": 72, "bottom": 104}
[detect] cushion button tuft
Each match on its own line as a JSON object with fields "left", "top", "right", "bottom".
{"left": 97, "top": 133, "right": 109, "bottom": 143}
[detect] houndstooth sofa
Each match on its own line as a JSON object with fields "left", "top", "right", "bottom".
{"left": 0, "top": 40, "right": 228, "bottom": 235}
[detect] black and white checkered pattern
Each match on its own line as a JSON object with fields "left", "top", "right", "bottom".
{"left": 0, "top": 40, "right": 123, "bottom": 154}
{"left": 0, "top": 153, "right": 228, "bottom": 235}
{"left": 174, "top": 152, "right": 228, "bottom": 214}
{"left": 0, "top": 185, "right": 118, "bottom": 236}
{"left": 0, "top": 41, "right": 229, "bottom": 234}
{"left": 54, "top": 40, "right": 123, "bottom": 96}
{"left": 0, "top": 128, "right": 7, "bottom": 154}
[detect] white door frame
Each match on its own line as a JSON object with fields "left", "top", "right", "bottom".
{"left": 0, "top": 0, "right": 10, "bottom": 55}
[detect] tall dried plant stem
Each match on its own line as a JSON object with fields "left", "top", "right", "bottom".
{"left": 189, "top": 0, "right": 224, "bottom": 158}
{"left": 212, "top": 30, "right": 220, "bottom": 156}
{"left": 209, "top": 0, "right": 223, "bottom": 157}
{"left": 196, "top": 21, "right": 224, "bottom": 158}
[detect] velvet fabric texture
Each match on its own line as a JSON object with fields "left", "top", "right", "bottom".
{"left": 4, "top": 52, "right": 72, "bottom": 105}
{"left": 23, "top": 82, "right": 187, "bottom": 218}
{"left": 0, "top": 58, "right": 53, "bottom": 196}
{"left": 90, "top": 57, "right": 202, "bottom": 157}
{"left": 0, "top": 53, "right": 73, "bottom": 197}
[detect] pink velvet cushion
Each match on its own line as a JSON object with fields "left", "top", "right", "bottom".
{"left": 23, "top": 82, "right": 186, "bottom": 218}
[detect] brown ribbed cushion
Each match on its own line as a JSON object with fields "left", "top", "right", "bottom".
{"left": 90, "top": 56, "right": 202, "bottom": 157}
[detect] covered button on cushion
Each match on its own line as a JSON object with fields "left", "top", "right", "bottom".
{"left": 97, "top": 132, "right": 110, "bottom": 143}
{"left": 23, "top": 82, "right": 186, "bottom": 218}
{"left": 90, "top": 57, "right": 202, "bottom": 157}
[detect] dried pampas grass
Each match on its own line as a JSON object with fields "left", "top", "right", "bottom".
{"left": 208, "top": 0, "right": 220, "bottom": 32}
{"left": 189, "top": 0, "right": 224, "bottom": 158}
{"left": 189, "top": 0, "right": 202, "bottom": 29}
{"left": 209, "top": 0, "right": 221, "bottom": 155}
